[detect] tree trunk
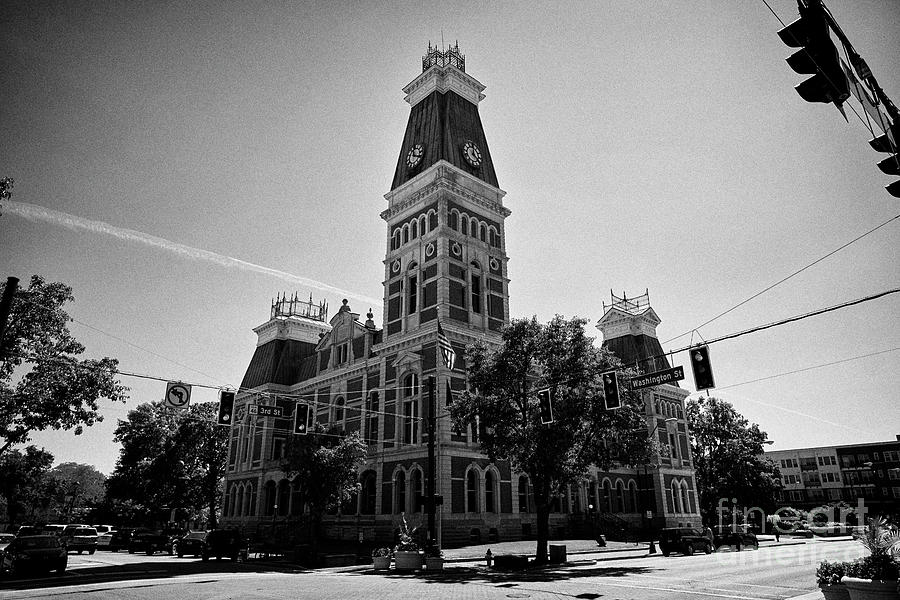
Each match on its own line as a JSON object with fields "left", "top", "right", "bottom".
{"left": 535, "top": 503, "right": 550, "bottom": 564}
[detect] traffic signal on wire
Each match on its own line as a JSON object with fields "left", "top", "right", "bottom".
{"left": 689, "top": 345, "right": 716, "bottom": 391}
{"left": 870, "top": 124, "right": 900, "bottom": 197}
{"left": 217, "top": 390, "right": 235, "bottom": 426}
{"left": 602, "top": 371, "right": 621, "bottom": 410}
{"left": 293, "top": 402, "right": 309, "bottom": 435}
{"left": 537, "top": 388, "right": 554, "bottom": 424}
{"left": 777, "top": 0, "right": 849, "bottom": 107}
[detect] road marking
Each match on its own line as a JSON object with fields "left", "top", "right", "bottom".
{"left": 631, "top": 573, "right": 807, "bottom": 592}
{"left": 589, "top": 579, "right": 793, "bottom": 600}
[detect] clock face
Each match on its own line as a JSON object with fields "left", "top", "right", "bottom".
{"left": 406, "top": 143, "right": 425, "bottom": 169}
{"left": 462, "top": 141, "right": 482, "bottom": 167}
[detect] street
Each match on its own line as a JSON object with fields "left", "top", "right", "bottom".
{"left": 0, "top": 538, "right": 864, "bottom": 600}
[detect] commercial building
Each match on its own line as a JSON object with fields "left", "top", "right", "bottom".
{"left": 766, "top": 436, "right": 900, "bottom": 517}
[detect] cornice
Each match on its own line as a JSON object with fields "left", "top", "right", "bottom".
{"left": 403, "top": 65, "right": 486, "bottom": 108}
{"left": 382, "top": 163, "right": 510, "bottom": 222}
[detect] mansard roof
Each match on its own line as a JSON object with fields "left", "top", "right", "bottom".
{"left": 602, "top": 334, "right": 673, "bottom": 380}
{"left": 240, "top": 338, "right": 317, "bottom": 389}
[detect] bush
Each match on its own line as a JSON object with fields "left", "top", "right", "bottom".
{"left": 816, "top": 560, "right": 848, "bottom": 586}
{"left": 371, "top": 547, "right": 392, "bottom": 558}
{"left": 846, "top": 555, "right": 899, "bottom": 582}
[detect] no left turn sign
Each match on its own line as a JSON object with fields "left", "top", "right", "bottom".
{"left": 165, "top": 381, "right": 192, "bottom": 409}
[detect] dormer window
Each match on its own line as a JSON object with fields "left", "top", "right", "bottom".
{"left": 336, "top": 343, "right": 349, "bottom": 365}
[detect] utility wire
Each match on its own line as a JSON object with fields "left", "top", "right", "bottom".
{"left": 663, "top": 213, "right": 900, "bottom": 344}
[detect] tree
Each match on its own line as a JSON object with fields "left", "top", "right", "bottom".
{"left": 106, "top": 402, "right": 228, "bottom": 527}
{"left": 0, "top": 275, "right": 129, "bottom": 456}
{"left": 448, "top": 316, "right": 651, "bottom": 564}
{"left": 0, "top": 445, "right": 53, "bottom": 523}
{"left": 43, "top": 462, "right": 107, "bottom": 523}
{"left": 280, "top": 424, "right": 367, "bottom": 555}
{"left": 686, "top": 396, "right": 781, "bottom": 527}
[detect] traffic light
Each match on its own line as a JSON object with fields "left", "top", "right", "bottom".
{"left": 293, "top": 402, "right": 309, "bottom": 435}
{"left": 689, "top": 345, "right": 716, "bottom": 391}
{"left": 537, "top": 388, "right": 554, "bottom": 424}
{"left": 869, "top": 123, "right": 900, "bottom": 198}
{"left": 777, "top": 0, "right": 849, "bottom": 107}
{"left": 216, "top": 390, "right": 235, "bottom": 426}
{"left": 601, "top": 371, "right": 621, "bottom": 410}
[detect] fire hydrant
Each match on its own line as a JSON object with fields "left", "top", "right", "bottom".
{"left": 485, "top": 549, "right": 493, "bottom": 568}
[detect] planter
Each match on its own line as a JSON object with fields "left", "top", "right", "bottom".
{"left": 819, "top": 583, "right": 851, "bottom": 600}
{"left": 841, "top": 577, "right": 899, "bottom": 600}
{"left": 372, "top": 556, "right": 391, "bottom": 570}
{"left": 394, "top": 550, "right": 423, "bottom": 571}
{"left": 425, "top": 556, "right": 444, "bottom": 571}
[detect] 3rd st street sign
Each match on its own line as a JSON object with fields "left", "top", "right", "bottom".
{"left": 630, "top": 366, "right": 685, "bottom": 390}
{"left": 248, "top": 404, "right": 284, "bottom": 417}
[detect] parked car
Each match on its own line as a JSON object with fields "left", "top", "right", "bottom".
{"left": 43, "top": 524, "right": 66, "bottom": 537}
{"left": 61, "top": 525, "right": 98, "bottom": 554}
{"left": 658, "top": 527, "right": 713, "bottom": 556}
{"left": 93, "top": 525, "right": 114, "bottom": 535}
{"left": 200, "top": 529, "right": 247, "bottom": 562}
{"left": 15, "top": 525, "right": 42, "bottom": 537}
{"left": 107, "top": 528, "right": 134, "bottom": 552}
{"left": 128, "top": 529, "right": 176, "bottom": 556}
{"left": 0, "top": 533, "right": 14, "bottom": 552}
{"left": 174, "top": 530, "right": 208, "bottom": 557}
{"left": 96, "top": 528, "right": 116, "bottom": 548}
{"left": 0, "top": 535, "right": 67, "bottom": 576}
{"left": 713, "top": 525, "right": 759, "bottom": 550}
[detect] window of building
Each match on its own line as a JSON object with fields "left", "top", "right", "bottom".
{"left": 334, "top": 396, "right": 345, "bottom": 425}
{"left": 361, "top": 471, "right": 377, "bottom": 515}
{"left": 518, "top": 475, "right": 531, "bottom": 513}
{"left": 410, "top": 469, "right": 423, "bottom": 512}
{"left": 408, "top": 275, "right": 418, "bottom": 314}
{"left": 337, "top": 343, "right": 349, "bottom": 365}
{"left": 466, "top": 470, "right": 478, "bottom": 512}
{"left": 485, "top": 471, "right": 496, "bottom": 512}
{"left": 395, "top": 471, "right": 406, "bottom": 514}
{"left": 470, "top": 269, "right": 482, "bottom": 314}
{"left": 272, "top": 437, "right": 284, "bottom": 460}
{"left": 366, "top": 391, "right": 379, "bottom": 445}
{"left": 402, "top": 374, "right": 419, "bottom": 445}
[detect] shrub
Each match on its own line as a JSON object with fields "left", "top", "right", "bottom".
{"left": 816, "top": 560, "right": 848, "bottom": 586}
{"left": 372, "top": 547, "right": 392, "bottom": 558}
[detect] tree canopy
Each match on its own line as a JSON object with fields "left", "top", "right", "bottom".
{"left": 0, "top": 445, "right": 54, "bottom": 523}
{"left": 280, "top": 424, "right": 367, "bottom": 549}
{"left": 686, "top": 395, "right": 781, "bottom": 526}
{"left": 0, "top": 275, "right": 129, "bottom": 456}
{"left": 449, "top": 315, "right": 651, "bottom": 563}
{"left": 106, "top": 401, "right": 228, "bottom": 527}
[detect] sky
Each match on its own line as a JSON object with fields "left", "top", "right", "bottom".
{"left": 1, "top": 1, "right": 898, "bottom": 476}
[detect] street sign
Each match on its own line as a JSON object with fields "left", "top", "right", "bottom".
{"left": 164, "top": 381, "right": 191, "bottom": 409}
{"left": 248, "top": 404, "right": 284, "bottom": 417}
{"left": 630, "top": 366, "right": 685, "bottom": 390}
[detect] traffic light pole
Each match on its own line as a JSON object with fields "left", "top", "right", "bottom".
{"left": 426, "top": 376, "right": 437, "bottom": 550}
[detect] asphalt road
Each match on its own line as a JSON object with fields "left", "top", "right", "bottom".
{"left": 0, "top": 538, "right": 864, "bottom": 600}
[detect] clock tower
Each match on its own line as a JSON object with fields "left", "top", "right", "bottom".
{"left": 380, "top": 42, "right": 511, "bottom": 351}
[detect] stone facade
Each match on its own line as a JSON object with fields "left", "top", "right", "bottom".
{"left": 219, "top": 46, "right": 701, "bottom": 548}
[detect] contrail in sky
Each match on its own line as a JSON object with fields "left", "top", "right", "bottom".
{"left": 4, "top": 201, "right": 383, "bottom": 307}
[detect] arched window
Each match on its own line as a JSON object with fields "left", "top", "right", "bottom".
{"left": 365, "top": 391, "right": 379, "bottom": 445}
{"left": 602, "top": 479, "right": 613, "bottom": 512}
{"left": 671, "top": 481, "right": 681, "bottom": 513}
{"left": 277, "top": 479, "right": 290, "bottom": 516}
{"left": 615, "top": 480, "right": 626, "bottom": 513}
{"left": 402, "top": 223, "right": 409, "bottom": 244}
{"left": 334, "top": 396, "right": 345, "bottom": 425}
{"left": 410, "top": 469, "right": 423, "bottom": 512}
{"left": 229, "top": 485, "right": 238, "bottom": 517}
{"left": 411, "top": 219, "right": 418, "bottom": 239}
{"left": 479, "top": 223, "right": 487, "bottom": 242}
{"left": 360, "top": 471, "right": 377, "bottom": 515}
{"left": 589, "top": 480, "right": 599, "bottom": 513}
{"left": 470, "top": 262, "right": 482, "bottom": 314}
{"left": 395, "top": 470, "right": 406, "bottom": 514}
{"left": 264, "top": 480, "right": 277, "bottom": 516}
{"left": 449, "top": 210, "right": 458, "bottom": 231}
{"left": 681, "top": 481, "right": 691, "bottom": 513}
{"left": 460, "top": 214, "right": 469, "bottom": 236}
{"left": 628, "top": 480, "right": 639, "bottom": 513}
{"left": 291, "top": 477, "right": 303, "bottom": 516}
{"left": 470, "top": 217, "right": 478, "bottom": 237}
{"left": 419, "top": 214, "right": 427, "bottom": 235}
{"left": 518, "top": 475, "right": 530, "bottom": 513}
{"left": 248, "top": 483, "right": 256, "bottom": 516}
{"left": 489, "top": 227, "right": 500, "bottom": 248}
{"left": 466, "top": 469, "right": 478, "bottom": 512}
{"left": 392, "top": 228, "right": 401, "bottom": 250}
{"left": 485, "top": 470, "right": 496, "bottom": 513}
{"left": 428, "top": 210, "right": 437, "bottom": 230}
{"left": 402, "top": 374, "right": 419, "bottom": 445}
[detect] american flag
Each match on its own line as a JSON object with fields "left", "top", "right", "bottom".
{"left": 437, "top": 320, "right": 456, "bottom": 370}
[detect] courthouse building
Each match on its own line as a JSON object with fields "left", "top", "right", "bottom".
{"left": 220, "top": 45, "right": 701, "bottom": 546}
